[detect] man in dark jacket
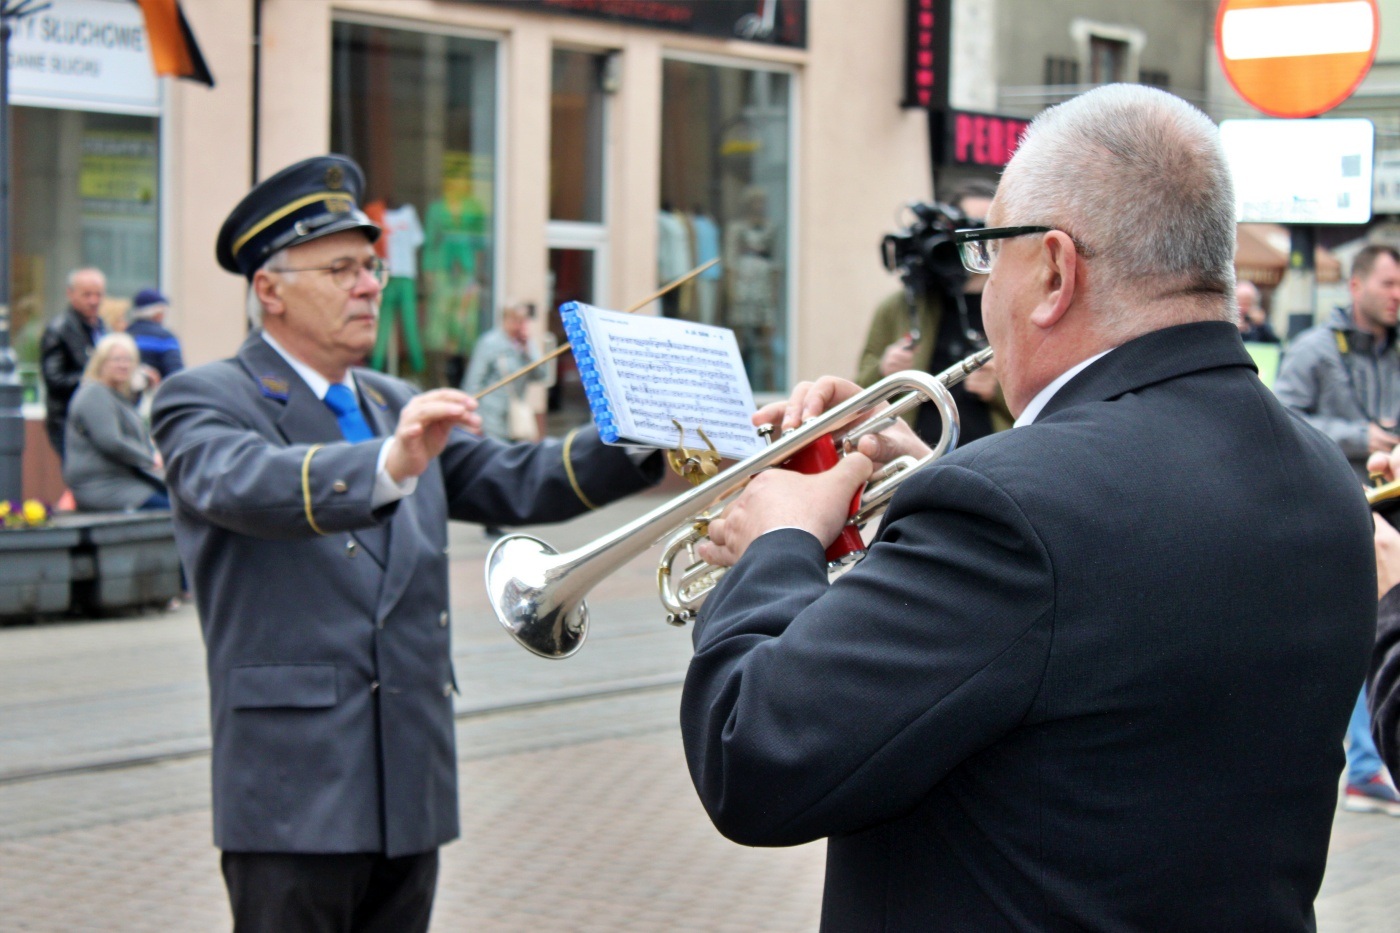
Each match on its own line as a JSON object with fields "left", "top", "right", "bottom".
{"left": 680, "top": 85, "right": 1374, "bottom": 931}
{"left": 40, "top": 267, "right": 107, "bottom": 459}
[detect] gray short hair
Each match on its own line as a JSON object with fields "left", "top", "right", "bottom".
{"left": 244, "top": 248, "right": 293, "bottom": 329}
{"left": 67, "top": 267, "right": 106, "bottom": 290}
{"left": 997, "top": 84, "right": 1235, "bottom": 327}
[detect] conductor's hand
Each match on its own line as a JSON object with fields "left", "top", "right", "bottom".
{"left": 879, "top": 339, "right": 916, "bottom": 377}
{"left": 754, "top": 376, "right": 932, "bottom": 467}
{"left": 699, "top": 453, "right": 874, "bottom": 568}
{"left": 385, "top": 389, "right": 481, "bottom": 483}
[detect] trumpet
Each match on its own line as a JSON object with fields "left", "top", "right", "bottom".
{"left": 485, "top": 348, "right": 994, "bottom": 659}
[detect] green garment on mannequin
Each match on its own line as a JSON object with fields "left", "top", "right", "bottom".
{"left": 372, "top": 276, "right": 425, "bottom": 373}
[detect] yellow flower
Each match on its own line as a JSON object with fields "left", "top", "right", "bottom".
{"left": 0, "top": 501, "right": 10, "bottom": 519}
{"left": 22, "top": 500, "right": 47, "bottom": 525}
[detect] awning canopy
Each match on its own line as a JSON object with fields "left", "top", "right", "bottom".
{"left": 1236, "top": 223, "right": 1341, "bottom": 286}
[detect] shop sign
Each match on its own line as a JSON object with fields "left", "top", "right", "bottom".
{"left": 934, "top": 109, "right": 1031, "bottom": 168}
{"left": 480, "top": 0, "right": 806, "bottom": 48}
{"left": 80, "top": 130, "right": 158, "bottom": 219}
{"left": 6, "top": 0, "right": 159, "bottom": 115}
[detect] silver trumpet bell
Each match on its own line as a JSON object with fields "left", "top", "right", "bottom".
{"left": 485, "top": 348, "right": 993, "bottom": 659}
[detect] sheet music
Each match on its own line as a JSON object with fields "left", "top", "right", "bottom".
{"left": 566, "top": 303, "right": 762, "bottom": 460}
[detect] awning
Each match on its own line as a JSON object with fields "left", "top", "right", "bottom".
{"left": 133, "top": 0, "right": 214, "bottom": 87}
{"left": 1236, "top": 223, "right": 1341, "bottom": 286}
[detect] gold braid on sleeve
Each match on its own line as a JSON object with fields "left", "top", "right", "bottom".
{"left": 562, "top": 428, "right": 599, "bottom": 511}
{"left": 301, "top": 444, "right": 329, "bottom": 535}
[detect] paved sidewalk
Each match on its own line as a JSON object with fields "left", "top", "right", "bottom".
{"left": 4, "top": 492, "right": 1400, "bottom": 930}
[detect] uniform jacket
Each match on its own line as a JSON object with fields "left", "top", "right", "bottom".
{"left": 152, "top": 334, "right": 659, "bottom": 857}
{"left": 40, "top": 307, "right": 104, "bottom": 430}
{"left": 63, "top": 381, "right": 163, "bottom": 511}
{"left": 1274, "top": 305, "right": 1400, "bottom": 476}
{"left": 682, "top": 321, "right": 1374, "bottom": 931}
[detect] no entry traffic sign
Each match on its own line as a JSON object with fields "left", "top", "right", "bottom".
{"left": 1217, "top": 0, "right": 1379, "bottom": 118}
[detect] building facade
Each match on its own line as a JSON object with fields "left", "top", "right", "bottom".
{"left": 10, "top": 0, "right": 1239, "bottom": 494}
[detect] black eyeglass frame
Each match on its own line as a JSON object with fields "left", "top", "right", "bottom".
{"left": 953, "top": 225, "right": 1096, "bottom": 274}
{"left": 269, "top": 256, "right": 389, "bottom": 290}
{"left": 953, "top": 225, "right": 1052, "bottom": 274}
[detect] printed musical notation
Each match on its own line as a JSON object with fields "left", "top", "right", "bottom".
{"left": 560, "top": 302, "right": 763, "bottom": 460}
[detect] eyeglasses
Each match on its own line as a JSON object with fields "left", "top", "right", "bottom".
{"left": 270, "top": 256, "right": 388, "bottom": 290}
{"left": 953, "top": 225, "right": 1094, "bottom": 274}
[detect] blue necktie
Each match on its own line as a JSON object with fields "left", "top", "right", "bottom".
{"left": 323, "top": 383, "right": 375, "bottom": 442}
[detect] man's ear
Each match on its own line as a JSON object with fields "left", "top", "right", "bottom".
{"left": 253, "top": 270, "right": 284, "bottom": 319}
{"left": 1029, "top": 231, "right": 1078, "bottom": 330}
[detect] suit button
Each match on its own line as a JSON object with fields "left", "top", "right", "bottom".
{"left": 442, "top": 683, "right": 452, "bottom": 697}
{"left": 370, "top": 681, "right": 380, "bottom": 693}
{"left": 439, "top": 611, "right": 449, "bottom": 627}
{"left": 345, "top": 539, "right": 358, "bottom": 558}
{"left": 332, "top": 480, "right": 348, "bottom": 493}
{"left": 377, "top": 618, "right": 385, "bottom": 630}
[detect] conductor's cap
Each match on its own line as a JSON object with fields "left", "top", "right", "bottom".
{"left": 216, "top": 155, "right": 380, "bottom": 280}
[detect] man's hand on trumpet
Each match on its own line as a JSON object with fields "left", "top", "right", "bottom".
{"left": 761, "top": 375, "right": 933, "bottom": 465}
{"left": 698, "top": 452, "right": 873, "bottom": 569}
{"left": 697, "top": 375, "right": 920, "bottom": 568}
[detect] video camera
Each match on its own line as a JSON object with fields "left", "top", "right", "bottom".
{"left": 880, "top": 200, "right": 980, "bottom": 296}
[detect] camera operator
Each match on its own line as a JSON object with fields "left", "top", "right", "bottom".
{"left": 857, "top": 180, "right": 1010, "bottom": 445}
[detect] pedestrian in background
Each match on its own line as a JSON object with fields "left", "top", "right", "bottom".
{"left": 1235, "top": 280, "right": 1279, "bottom": 344}
{"left": 462, "top": 300, "right": 545, "bottom": 443}
{"left": 127, "top": 288, "right": 186, "bottom": 380}
{"left": 152, "top": 155, "right": 661, "bottom": 933}
{"left": 1275, "top": 243, "right": 1400, "bottom": 816}
{"left": 41, "top": 267, "right": 108, "bottom": 461}
{"left": 680, "top": 84, "right": 1373, "bottom": 930}
{"left": 63, "top": 333, "right": 168, "bottom": 512}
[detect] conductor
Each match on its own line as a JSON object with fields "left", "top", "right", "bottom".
{"left": 152, "top": 155, "right": 660, "bottom": 931}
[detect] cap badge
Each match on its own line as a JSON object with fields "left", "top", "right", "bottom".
{"left": 325, "top": 164, "right": 345, "bottom": 189}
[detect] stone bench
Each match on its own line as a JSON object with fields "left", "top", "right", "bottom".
{"left": 0, "top": 512, "right": 181, "bottom": 620}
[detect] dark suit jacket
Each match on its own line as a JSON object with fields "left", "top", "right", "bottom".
{"left": 40, "top": 307, "right": 104, "bottom": 429}
{"left": 152, "top": 334, "right": 659, "bottom": 857}
{"left": 681, "top": 321, "right": 1374, "bottom": 931}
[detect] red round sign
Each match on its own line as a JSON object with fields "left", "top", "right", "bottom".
{"left": 1216, "top": 0, "right": 1379, "bottom": 118}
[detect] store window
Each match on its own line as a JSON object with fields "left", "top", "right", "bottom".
{"left": 660, "top": 59, "right": 792, "bottom": 394}
{"left": 11, "top": 108, "right": 159, "bottom": 395}
{"left": 331, "top": 21, "right": 498, "bottom": 388}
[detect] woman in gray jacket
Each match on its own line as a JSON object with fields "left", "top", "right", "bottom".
{"left": 63, "top": 332, "right": 168, "bottom": 511}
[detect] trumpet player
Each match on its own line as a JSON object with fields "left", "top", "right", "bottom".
{"left": 679, "top": 85, "right": 1373, "bottom": 931}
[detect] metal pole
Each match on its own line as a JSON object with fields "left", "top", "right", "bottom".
{"left": 0, "top": 12, "right": 26, "bottom": 502}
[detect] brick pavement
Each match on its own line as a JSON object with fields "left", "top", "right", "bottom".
{"left": 4, "top": 493, "right": 1400, "bottom": 930}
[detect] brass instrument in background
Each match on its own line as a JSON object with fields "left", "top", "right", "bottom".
{"left": 485, "top": 348, "right": 995, "bottom": 659}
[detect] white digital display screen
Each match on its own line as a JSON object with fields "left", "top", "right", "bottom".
{"left": 1219, "top": 118, "right": 1374, "bottom": 225}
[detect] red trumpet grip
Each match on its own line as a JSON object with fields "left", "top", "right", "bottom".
{"left": 780, "top": 432, "right": 867, "bottom": 565}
